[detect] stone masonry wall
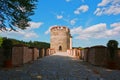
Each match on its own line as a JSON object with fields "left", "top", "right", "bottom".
{"left": 88, "top": 46, "right": 107, "bottom": 66}
{"left": 39, "top": 48, "right": 45, "bottom": 58}
{"left": 67, "top": 48, "right": 81, "bottom": 59}
{"left": 0, "top": 48, "right": 5, "bottom": 66}
{"left": 12, "top": 47, "right": 23, "bottom": 66}
{"left": 33, "top": 48, "right": 39, "bottom": 60}
{"left": 83, "top": 48, "right": 89, "bottom": 62}
{"left": 116, "top": 49, "right": 120, "bottom": 69}
{"left": 12, "top": 45, "right": 39, "bottom": 66}
{"left": 82, "top": 46, "right": 120, "bottom": 69}
{"left": 23, "top": 47, "right": 32, "bottom": 64}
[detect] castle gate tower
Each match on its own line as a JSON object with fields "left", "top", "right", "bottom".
{"left": 50, "top": 26, "right": 72, "bottom": 52}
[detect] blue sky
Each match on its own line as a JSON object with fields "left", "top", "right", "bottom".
{"left": 0, "top": 0, "right": 120, "bottom": 47}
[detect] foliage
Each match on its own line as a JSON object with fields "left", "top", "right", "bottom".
{"left": 0, "top": 37, "right": 50, "bottom": 49}
{"left": 1, "top": 38, "right": 13, "bottom": 59}
{"left": 0, "top": 0, "right": 37, "bottom": 31}
{"left": 28, "top": 41, "right": 50, "bottom": 48}
{"left": 2, "top": 38, "right": 13, "bottom": 49}
{"left": 0, "top": 37, "right": 50, "bottom": 59}
{"left": 107, "top": 40, "right": 119, "bottom": 60}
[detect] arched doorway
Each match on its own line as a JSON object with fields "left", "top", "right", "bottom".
{"left": 59, "top": 46, "right": 62, "bottom": 51}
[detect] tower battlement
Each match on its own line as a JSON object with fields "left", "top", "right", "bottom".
{"left": 50, "top": 26, "right": 70, "bottom": 32}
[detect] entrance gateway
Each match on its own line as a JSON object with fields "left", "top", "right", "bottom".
{"left": 59, "top": 46, "right": 62, "bottom": 51}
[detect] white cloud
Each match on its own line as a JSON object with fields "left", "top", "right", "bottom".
{"left": 28, "top": 22, "right": 43, "bottom": 29}
{"left": 24, "top": 32, "right": 38, "bottom": 38}
{"left": 53, "top": 11, "right": 77, "bottom": 25}
{"left": 94, "top": 8, "right": 103, "bottom": 16}
{"left": 74, "top": 5, "right": 89, "bottom": 14}
{"left": 71, "top": 26, "right": 82, "bottom": 34}
{"left": 52, "top": 12, "right": 63, "bottom": 20}
{"left": 56, "top": 15, "right": 63, "bottom": 19}
{"left": 0, "top": 21, "right": 43, "bottom": 40}
{"left": 84, "top": 23, "right": 106, "bottom": 33}
{"left": 94, "top": 0, "right": 120, "bottom": 16}
{"left": 70, "top": 19, "right": 77, "bottom": 25}
{"left": 45, "top": 28, "right": 50, "bottom": 34}
{"left": 71, "top": 22, "right": 120, "bottom": 40}
{"left": 98, "top": 0, "right": 111, "bottom": 6}
{"left": 111, "top": 22, "right": 120, "bottom": 27}
{"left": 45, "top": 25, "right": 57, "bottom": 34}
{"left": 108, "top": 22, "right": 120, "bottom": 35}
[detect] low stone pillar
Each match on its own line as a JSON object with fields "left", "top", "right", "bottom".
{"left": 12, "top": 44, "right": 27, "bottom": 66}
{"left": 0, "top": 48, "right": 5, "bottom": 66}
{"left": 46, "top": 48, "right": 51, "bottom": 56}
{"left": 30, "top": 47, "right": 39, "bottom": 60}
{"left": 89, "top": 45, "right": 107, "bottom": 66}
{"left": 115, "top": 48, "right": 120, "bottom": 69}
{"left": 70, "top": 49, "right": 72, "bottom": 55}
{"left": 50, "top": 49, "right": 55, "bottom": 55}
{"left": 67, "top": 49, "right": 70, "bottom": 54}
{"left": 81, "top": 49, "right": 84, "bottom": 60}
{"left": 39, "top": 48, "right": 45, "bottom": 58}
{"left": 76, "top": 49, "right": 81, "bottom": 59}
{"left": 83, "top": 47, "right": 90, "bottom": 62}
{"left": 44, "top": 48, "right": 47, "bottom": 56}
{"left": 23, "top": 47, "right": 32, "bottom": 64}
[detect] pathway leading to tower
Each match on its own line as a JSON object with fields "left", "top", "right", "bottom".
{"left": 0, "top": 52, "right": 120, "bottom": 80}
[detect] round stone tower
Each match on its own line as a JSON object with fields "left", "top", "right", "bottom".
{"left": 50, "top": 26, "right": 72, "bottom": 52}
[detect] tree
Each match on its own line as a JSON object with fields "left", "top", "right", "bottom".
{"left": 107, "top": 40, "right": 119, "bottom": 60}
{"left": 0, "top": 0, "right": 37, "bottom": 31}
{"left": 2, "top": 38, "right": 13, "bottom": 59}
{"left": 28, "top": 41, "right": 50, "bottom": 48}
{"left": 2, "top": 38, "right": 13, "bottom": 49}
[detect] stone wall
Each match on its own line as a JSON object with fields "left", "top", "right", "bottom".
{"left": 1, "top": 43, "right": 55, "bottom": 67}
{"left": 82, "top": 46, "right": 120, "bottom": 69}
{"left": 82, "top": 47, "right": 89, "bottom": 62}
{"left": 39, "top": 48, "right": 45, "bottom": 58}
{"left": 39, "top": 48, "right": 55, "bottom": 58}
{"left": 116, "top": 49, "right": 120, "bottom": 69}
{"left": 12, "top": 46, "right": 24, "bottom": 66}
{"left": 12, "top": 45, "right": 39, "bottom": 66}
{"left": 67, "top": 48, "right": 81, "bottom": 59}
{"left": 0, "top": 48, "right": 5, "bottom": 66}
{"left": 32, "top": 48, "right": 39, "bottom": 60}
{"left": 46, "top": 48, "right": 55, "bottom": 56}
{"left": 46, "top": 48, "right": 50, "bottom": 56}
{"left": 23, "top": 47, "right": 33, "bottom": 64}
{"left": 88, "top": 46, "right": 107, "bottom": 66}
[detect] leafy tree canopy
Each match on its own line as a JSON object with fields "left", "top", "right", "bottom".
{"left": 28, "top": 41, "right": 50, "bottom": 48}
{"left": 107, "top": 40, "right": 118, "bottom": 49}
{"left": 2, "top": 37, "right": 13, "bottom": 49}
{"left": 107, "top": 40, "right": 119, "bottom": 60}
{"left": 0, "top": 0, "right": 37, "bottom": 31}
{"left": 0, "top": 37, "right": 50, "bottom": 49}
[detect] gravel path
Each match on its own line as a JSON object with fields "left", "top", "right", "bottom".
{"left": 0, "top": 52, "right": 120, "bottom": 80}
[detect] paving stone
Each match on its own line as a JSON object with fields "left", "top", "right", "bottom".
{"left": 0, "top": 52, "right": 120, "bottom": 80}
